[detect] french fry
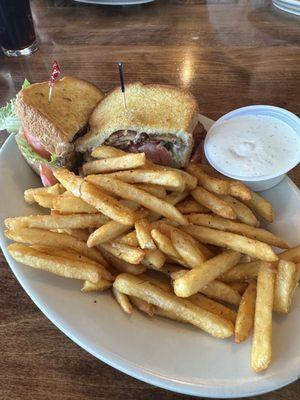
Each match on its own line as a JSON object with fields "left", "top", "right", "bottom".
{"left": 229, "top": 281, "right": 248, "bottom": 295}
{"left": 100, "top": 248, "right": 146, "bottom": 275}
{"left": 142, "top": 249, "right": 166, "bottom": 270}
{"left": 100, "top": 242, "right": 144, "bottom": 265}
{"left": 200, "top": 280, "right": 242, "bottom": 306}
{"left": 53, "top": 168, "right": 138, "bottom": 225}
{"left": 176, "top": 198, "right": 210, "bottom": 214}
{"left": 244, "top": 191, "right": 274, "bottom": 223}
{"left": 251, "top": 265, "right": 275, "bottom": 372}
{"left": 235, "top": 282, "right": 257, "bottom": 343}
{"left": 118, "top": 230, "right": 139, "bottom": 247}
{"left": 60, "top": 228, "right": 90, "bottom": 242}
{"left": 87, "top": 221, "right": 132, "bottom": 247}
{"left": 173, "top": 250, "right": 241, "bottom": 297}
{"left": 279, "top": 245, "right": 300, "bottom": 263}
{"left": 138, "top": 273, "right": 171, "bottom": 292}
{"left": 24, "top": 183, "right": 64, "bottom": 203}
{"left": 91, "top": 145, "right": 125, "bottom": 159}
{"left": 113, "top": 287, "right": 133, "bottom": 314}
{"left": 83, "top": 153, "right": 146, "bottom": 175}
{"left": 5, "top": 213, "right": 109, "bottom": 231}
{"left": 86, "top": 175, "right": 188, "bottom": 226}
{"left": 228, "top": 180, "right": 252, "bottom": 201}
{"left": 114, "top": 273, "right": 234, "bottom": 338}
{"left": 147, "top": 161, "right": 197, "bottom": 190}
{"left": 32, "top": 193, "right": 56, "bottom": 209}
{"left": 187, "top": 213, "right": 288, "bottom": 249}
{"left": 53, "top": 195, "right": 99, "bottom": 214}
{"left": 8, "top": 243, "right": 103, "bottom": 283}
{"left": 182, "top": 225, "right": 278, "bottom": 262}
{"left": 171, "top": 229, "right": 205, "bottom": 268}
{"left": 191, "top": 187, "right": 236, "bottom": 220}
{"left": 160, "top": 263, "right": 183, "bottom": 277}
{"left": 81, "top": 279, "right": 112, "bottom": 292}
{"left": 130, "top": 296, "right": 155, "bottom": 316}
{"left": 135, "top": 219, "right": 156, "bottom": 250}
{"left": 219, "top": 195, "right": 259, "bottom": 227}
{"left": 274, "top": 260, "right": 298, "bottom": 313}
{"left": 220, "top": 261, "right": 263, "bottom": 282}
{"left": 134, "top": 184, "right": 167, "bottom": 199}
{"left": 151, "top": 229, "right": 186, "bottom": 266}
{"left": 5, "top": 227, "right": 108, "bottom": 266}
{"left": 165, "top": 191, "right": 189, "bottom": 206}
{"left": 186, "top": 163, "right": 230, "bottom": 195}
{"left": 190, "top": 293, "right": 237, "bottom": 323}
{"left": 105, "top": 169, "right": 186, "bottom": 192}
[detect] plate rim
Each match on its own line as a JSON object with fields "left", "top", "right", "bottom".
{"left": 1, "top": 121, "right": 300, "bottom": 398}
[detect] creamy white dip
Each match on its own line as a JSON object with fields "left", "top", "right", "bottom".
{"left": 205, "top": 115, "right": 300, "bottom": 178}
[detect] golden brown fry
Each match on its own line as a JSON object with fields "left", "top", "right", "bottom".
{"left": 5, "top": 213, "right": 109, "bottom": 231}
{"left": 138, "top": 273, "right": 171, "bottom": 292}
{"left": 113, "top": 287, "right": 133, "bottom": 314}
{"left": 274, "top": 260, "right": 298, "bottom": 314}
{"left": 81, "top": 279, "right": 112, "bottom": 292}
{"left": 83, "top": 153, "right": 146, "bottom": 175}
{"left": 114, "top": 273, "right": 234, "bottom": 338}
{"left": 130, "top": 296, "right": 155, "bottom": 316}
{"left": 24, "top": 183, "right": 64, "bottom": 204}
{"left": 105, "top": 169, "right": 186, "bottom": 191}
{"left": 200, "top": 280, "right": 242, "bottom": 306}
{"left": 135, "top": 219, "right": 156, "bottom": 250}
{"left": 91, "top": 146, "right": 125, "bottom": 159}
{"left": 176, "top": 198, "right": 210, "bottom": 214}
{"left": 134, "top": 184, "right": 167, "bottom": 199}
{"left": 228, "top": 180, "right": 252, "bottom": 201}
{"left": 190, "top": 293, "right": 237, "bottom": 323}
{"left": 86, "top": 175, "right": 188, "bottom": 225}
{"left": 101, "top": 242, "right": 144, "bottom": 265}
{"left": 151, "top": 229, "right": 186, "bottom": 266}
{"left": 251, "top": 265, "right": 275, "bottom": 372}
{"left": 53, "top": 168, "right": 137, "bottom": 225}
{"left": 191, "top": 187, "right": 236, "bottom": 220}
{"left": 173, "top": 250, "right": 241, "bottom": 297}
{"left": 229, "top": 281, "right": 249, "bottom": 295}
{"left": 186, "top": 163, "right": 230, "bottom": 195}
{"left": 182, "top": 225, "right": 278, "bottom": 262}
{"left": 279, "top": 245, "right": 300, "bottom": 263}
{"left": 171, "top": 229, "right": 205, "bottom": 268}
{"left": 5, "top": 227, "right": 109, "bottom": 266}
{"left": 235, "top": 282, "right": 257, "bottom": 343}
{"left": 220, "top": 261, "right": 263, "bottom": 282}
{"left": 142, "top": 249, "right": 166, "bottom": 270}
{"left": 53, "top": 195, "right": 99, "bottom": 214}
{"left": 61, "top": 228, "right": 90, "bottom": 242}
{"left": 100, "top": 248, "right": 146, "bottom": 275}
{"left": 244, "top": 191, "right": 274, "bottom": 223}
{"left": 8, "top": 243, "right": 103, "bottom": 283}
{"left": 87, "top": 221, "right": 132, "bottom": 247}
{"left": 187, "top": 213, "right": 288, "bottom": 249}
{"left": 165, "top": 191, "right": 189, "bottom": 206}
{"left": 118, "top": 230, "right": 139, "bottom": 247}
{"left": 32, "top": 193, "right": 56, "bottom": 209}
{"left": 219, "top": 195, "right": 259, "bottom": 227}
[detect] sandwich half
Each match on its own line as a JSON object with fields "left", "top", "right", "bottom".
{"left": 15, "top": 76, "right": 103, "bottom": 185}
{"left": 76, "top": 82, "right": 199, "bottom": 168}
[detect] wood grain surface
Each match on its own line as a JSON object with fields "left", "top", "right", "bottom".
{"left": 0, "top": 0, "right": 300, "bottom": 399}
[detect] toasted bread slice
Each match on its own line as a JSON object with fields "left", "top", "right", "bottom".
{"left": 16, "top": 76, "right": 103, "bottom": 157}
{"left": 76, "top": 82, "right": 199, "bottom": 167}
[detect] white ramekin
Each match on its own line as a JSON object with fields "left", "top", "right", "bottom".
{"left": 204, "top": 105, "right": 300, "bottom": 192}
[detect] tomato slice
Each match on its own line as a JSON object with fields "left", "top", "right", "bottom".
{"left": 23, "top": 129, "right": 51, "bottom": 161}
{"left": 39, "top": 164, "right": 58, "bottom": 187}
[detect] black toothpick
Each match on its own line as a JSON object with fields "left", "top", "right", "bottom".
{"left": 117, "top": 61, "right": 127, "bottom": 109}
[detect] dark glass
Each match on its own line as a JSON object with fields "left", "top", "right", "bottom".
{"left": 0, "top": 0, "right": 37, "bottom": 56}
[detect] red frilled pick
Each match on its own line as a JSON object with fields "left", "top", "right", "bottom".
{"left": 48, "top": 61, "right": 61, "bottom": 102}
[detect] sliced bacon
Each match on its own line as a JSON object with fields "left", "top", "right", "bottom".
{"left": 137, "top": 142, "right": 172, "bottom": 166}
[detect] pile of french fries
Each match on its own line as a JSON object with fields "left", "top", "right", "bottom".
{"left": 5, "top": 146, "right": 299, "bottom": 372}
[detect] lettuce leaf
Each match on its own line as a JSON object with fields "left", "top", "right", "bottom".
{"left": 15, "top": 133, "right": 58, "bottom": 167}
{"left": 0, "top": 79, "right": 30, "bottom": 134}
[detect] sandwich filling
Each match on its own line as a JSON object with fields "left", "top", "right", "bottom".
{"left": 104, "top": 123, "right": 206, "bottom": 167}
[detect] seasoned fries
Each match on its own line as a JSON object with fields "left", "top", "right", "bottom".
{"left": 182, "top": 225, "right": 278, "bottom": 262}
{"left": 5, "top": 148, "right": 299, "bottom": 374}
{"left": 83, "top": 153, "right": 146, "bottom": 175}
{"left": 173, "top": 251, "right": 241, "bottom": 297}
{"left": 191, "top": 187, "right": 236, "bottom": 220}
{"left": 235, "top": 282, "right": 257, "bottom": 343}
{"left": 114, "top": 273, "right": 234, "bottom": 338}
{"left": 251, "top": 265, "right": 275, "bottom": 372}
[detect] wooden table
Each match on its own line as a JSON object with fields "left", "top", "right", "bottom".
{"left": 0, "top": 1, "right": 299, "bottom": 399}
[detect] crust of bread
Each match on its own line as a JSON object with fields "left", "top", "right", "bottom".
{"left": 15, "top": 76, "right": 103, "bottom": 157}
{"left": 76, "top": 82, "right": 199, "bottom": 161}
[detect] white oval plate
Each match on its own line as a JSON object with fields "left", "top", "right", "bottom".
{"left": 1, "top": 115, "right": 300, "bottom": 398}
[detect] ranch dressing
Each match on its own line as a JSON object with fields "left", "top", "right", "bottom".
{"left": 205, "top": 115, "right": 300, "bottom": 178}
